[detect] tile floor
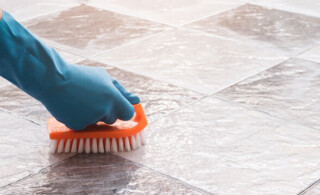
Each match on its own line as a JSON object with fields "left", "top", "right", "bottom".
{"left": 1, "top": 0, "right": 320, "bottom": 194}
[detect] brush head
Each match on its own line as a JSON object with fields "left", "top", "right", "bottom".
{"left": 47, "top": 104, "right": 148, "bottom": 153}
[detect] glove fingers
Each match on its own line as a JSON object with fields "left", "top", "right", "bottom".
{"left": 115, "top": 95, "right": 135, "bottom": 121}
{"left": 112, "top": 79, "right": 140, "bottom": 105}
{"left": 101, "top": 115, "right": 117, "bottom": 125}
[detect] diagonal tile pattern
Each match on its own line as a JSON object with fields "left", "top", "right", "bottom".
{"left": 94, "top": 29, "right": 287, "bottom": 94}
{"left": 186, "top": 4, "right": 320, "bottom": 54}
{"left": 299, "top": 45, "right": 320, "bottom": 63}
{"left": 0, "top": 111, "right": 73, "bottom": 187}
{"left": 80, "top": 60, "right": 203, "bottom": 122}
{"left": 24, "top": 5, "right": 171, "bottom": 57}
{"left": 118, "top": 97, "right": 320, "bottom": 194}
{"left": 217, "top": 58, "right": 320, "bottom": 129}
{"left": 0, "top": 154, "right": 207, "bottom": 194}
{"left": 87, "top": 0, "right": 247, "bottom": 26}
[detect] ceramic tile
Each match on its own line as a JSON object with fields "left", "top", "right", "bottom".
{"left": 0, "top": 111, "right": 73, "bottom": 187}
{"left": 24, "top": 5, "right": 171, "bottom": 57}
{"left": 94, "top": 29, "right": 287, "bottom": 94}
{"left": 218, "top": 58, "right": 320, "bottom": 129}
{"left": 80, "top": 60, "right": 203, "bottom": 122}
{"left": 252, "top": 0, "right": 320, "bottom": 18}
{"left": 0, "top": 0, "right": 80, "bottom": 22}
{"left": 299, "top": 45, "right": 320, "bottom": 63}
{"left": 0, "top": 77, "right": 10, "bottom": 88}
{"left": 304, "top": 183, "right": 320, "bottom": 195}
{"left": 87, "top": 0, "right": 246, "bottom": 26}
{"left": 0, "top": 85, "right": 50, "bottom": 125}
{"left": 0, "top": 154, "right": 206, "bottom": 194}
{"left": 186, "top": 4, "right": 320, "bottom": 54}
{"left": 117, "top": 97, "right": 320, "bottom": 194}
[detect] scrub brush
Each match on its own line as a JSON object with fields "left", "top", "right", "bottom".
{"left": 47, "top": 103, "right": 148, "bottom": 154}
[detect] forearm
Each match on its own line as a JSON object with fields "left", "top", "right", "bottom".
{"left": 0, "top": 10, "right": 70, "bottom": 99}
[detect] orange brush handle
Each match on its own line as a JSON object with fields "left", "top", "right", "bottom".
{"left": 48, "top": 103, "right": 148, "bottom": 139}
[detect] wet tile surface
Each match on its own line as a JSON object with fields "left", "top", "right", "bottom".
{"left": 0, "top": 0, "right": 80, "bottom": 22}
{"left": 88, "top": 0, "right": 246, "bottom": 26}
{"left": 24, "top": 5, "right": 171, "bottom": 57}
{"left": 81, "top": 60, "right": 203, "bottom": 122}
{"left": 95, "top": 29, "right": 287, "bottom": 94}
{"left": 186, "top": 4, "right": 320, "bottom": 54}
{"left": 299, "top": 45, "right": 320, "bottom": 63}
{"left": 252, "top": 0, "right": 320, "bottom": 18}
{"left": 0, "top": 154, "right": 206, "bottom": 194}
{"left": 0, "top": 111, "right": 73, "bottom": 187}
{"left": 218, "top": 58, "right": 320, "bottom": 129}
{"left": 118, "top": 97, "right": 320, "bottom": 194}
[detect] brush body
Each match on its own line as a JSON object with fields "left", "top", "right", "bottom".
{"left": 47, "top": 104, "right": 147, "bottom": 153}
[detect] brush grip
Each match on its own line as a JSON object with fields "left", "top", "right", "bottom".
{"left": 132, "top": 103, "right": 148, "bottom": 128}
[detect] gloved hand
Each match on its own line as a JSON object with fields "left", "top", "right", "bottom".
{"left": 0, "top": 10, "right": 140, "bottom": 130}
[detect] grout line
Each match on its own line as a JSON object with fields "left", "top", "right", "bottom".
{"left": 298, "top": 178, "right": 320, "bottom": 195}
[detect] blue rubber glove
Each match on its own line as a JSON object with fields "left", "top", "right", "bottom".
{"left": 0, "top": 10, "right": 140, "bottom": 130}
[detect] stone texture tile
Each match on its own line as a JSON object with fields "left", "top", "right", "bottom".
{"left": 0, "top": 51, "right": 85, "bottom": 125}
{"left": 299, "top": 45, "right": 320, "bottom": 63}
{"left": 0, "top": 77, "right": 10, "bottom": 88}
{"left": 87, "top": 0, "right": 247, "bottom": 26}
{"left": 0, "top": 0, "right": 80, "bottom": 22}
{"left": 186, "top": 4, "right": 320, "bottom": 54}
{"left": 304, "top": 182, "right": 320, "bottom": 195}
{"left": 94, "top": 29, "right": 287, "bottom": 94}
{"left": 118, "top": 97, "right": 320, "bottom": 194}
{"left": 81, "top": 60, "right": 203, "bottom": 122}
{"left": 0, "top": 154, "right": 206, "bottom": 194}
{"left": 217, "top": 58, "right": 320, "bottom": 129}
{"left": 24, "top": 5, "right": 171, "bottom": 57}
{"left": 0, "top": 111, "right": 73, "bottom": 187}
{"left": 252, "top": 0, "right": 320, "bottom": 18}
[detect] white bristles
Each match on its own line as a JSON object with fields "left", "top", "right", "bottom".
{"left": 57, "top": 139, "right": 64, "bottom": 153}
{"left": 105, "top": 138, "right": 111, "bottom": 152}
{"left": 49, "top": 131, "right": 146, "bottom": 153}
{"left": 118, "top": 138, "right": 124, "bottom": 152}
{"left": 64, "top": 139, "right": 71, "bottom": 153}
{"left": 124, "top": 137, "right": 131, "bottom": 152}
{"left": 111, "top": 138, "right": 118, "bottom": 153}
{"left": 50, "top": 140, "right": 57, "bottom": 153}
{"left": 71, "top": 139, "right": 77, "bottom": 153}
{"left": 85, "top": 138, "right": 91, "bottom": 154}
{"left": 136, "top": 133, "right": 142, "bottom": 148}
{"left": 78, "top": 138, "right": 84, "bottom": 153}
{"left": 98, "top": 138, "right": 104, "bottom": 153}
{"left": 131, "top": 135, "right": 137, "bottom": 150}
{"left": 92, "top": 138, "right": 98, "bottom": 153}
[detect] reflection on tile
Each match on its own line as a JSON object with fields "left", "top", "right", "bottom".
{"left": 0, "top": 85, "right": 50, "bottom": 125}
{"left": 0, "top": 154, "right": 205, "bottom": 194}
{"left": 81, "top": 60, "right": 203, "bottom": 122}
{"left": 186, "top": 4, "right": 320, "bottom": 54}
{"left": 299, "top": 45, "right": 320, "bottom": 63}
{"left": 0, "top": 77, "right": 10, "bottom": 88}
{"left": 252, "top": 0, "right": 320, "bottom": 18}
{"left": 24, "top": 5, "right": 171, "bottom": 57}
{"left": 88, "top": 0, "right": 246, "bottom": 26}
{"left": 0, "top": 0, "right": 79, "bottom": 22}
{"left": 218, "top": 58, "right": 320, "bottom": 128}
{"left": 118, "top": 97, "right": 320, "bottom": 194}
{"left": 0, "top": 111, "right": 73, "bottom": 187}
{"left": 95, "top": 29, "right": 287, "bottom": 94}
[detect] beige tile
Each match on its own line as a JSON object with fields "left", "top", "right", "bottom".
{"left": 186, "top": 4, "right": 320, "bottom": 54}
{"left": 0, "top": 0, "right": 80, "bottom": 22}
{"left": 87, "top": 0, "right": 247, "bottom": 26}
{"left": 81, "top": 60, "right": 203, "bottom": 122}
{"left": 304, "top": 182, "right": 320, "bottom": 195}
{"left": 118, "top": 97, "right": 320, "bottom": 194}
{"left": 0, "top": 77, "right": 10, "bottom": 88}
{"left": 0, "top": 154, "right": 207, "bottom": 194}
{"left": 218, "top": 58, "right": 320, "bottom": 129}
{"left": 252, "top": 0, "right": 320, "bottom": 18}
{"left": 299, "top": 45, "right": 320, "bottom": 63}
{"left": 94, "top": 29, "right": 287, "bottom": 94}
{"left": 24, "top": 5, "right": 171, "bottom": 57}
{"left": 0, "top": 111, "right": 73, "bottom": 187}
